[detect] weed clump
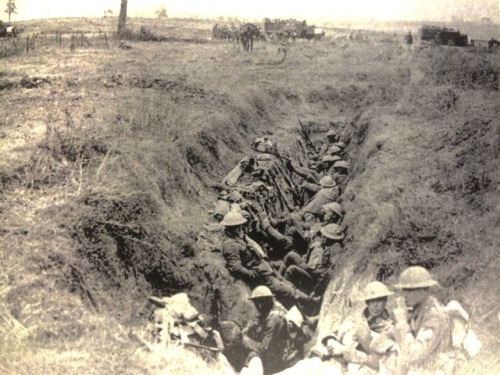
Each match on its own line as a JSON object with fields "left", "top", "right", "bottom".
{"left": 421, "top": 48, "right": 499, "bottom": 90}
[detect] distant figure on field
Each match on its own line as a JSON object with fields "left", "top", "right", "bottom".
{"left": 405, "top": 31, "right": 413, "bottom": 47}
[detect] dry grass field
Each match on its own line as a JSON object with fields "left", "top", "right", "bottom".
{"left": 0, "top": 17, "right": 499, "bottom": 374}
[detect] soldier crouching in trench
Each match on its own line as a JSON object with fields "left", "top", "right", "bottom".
{"left": 240, "top": 286, "right": 313, "bottom": 375}
{"left": 274, "top": 281, "right": 398, "bottom": 375}
{"left": 220, "top": 210, "right": 319, "bottom": 308}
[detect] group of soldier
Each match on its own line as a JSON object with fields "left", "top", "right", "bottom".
{"left": 203, "top": 126, "right": 479, "bottom": 374}
{"left": 145, "top": 126, "right": 480, "bottom": 374}
{"left": 216, "top": 129, "right": 350, "bottom": 312}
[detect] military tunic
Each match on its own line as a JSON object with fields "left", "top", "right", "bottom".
{"left": 394, "top": 295, "right": 454, "bottom": 374}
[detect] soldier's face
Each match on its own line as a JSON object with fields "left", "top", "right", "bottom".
{"left": 402, "top": 288, "right": 428, "bottom": 308}
{"left": 287, "top": 321, "right": 299, "bottom": 338}
{"left": 236, "top": 225, "right": 246, "bottom": 237}
{"left": 321, "top": 236, "right": 336, "bottom": 246}
{"left": 323, "top": 210, "right": 338, "bottom": 222}
{"left": 366, "top": 297, "right": 387, "bottom": 317}
{"left": 303, "top": 213, "right": 315, "bottom": 222}
{"left": 253, "top": 298, "right": 273, "bottom": 318}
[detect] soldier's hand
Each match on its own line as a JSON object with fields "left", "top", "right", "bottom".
{"left": 326, "top": 338, "right": 346, "bottom": 356}
{"left": 393, "top": 297, "right": 408, "bottom": 323}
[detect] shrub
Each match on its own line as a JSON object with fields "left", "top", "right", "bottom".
{"left": 420, "top": 48, "right": 499, "bottom": 90}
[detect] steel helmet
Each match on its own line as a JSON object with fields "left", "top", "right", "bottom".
{"left": 254, "top": 137, "right": 274, "bottom": 152}
{"left": 226, "top": 190, "right": 243, "bottom": 203}
{"left": 220, "top": 211, "right": 247, "bottom": 227}
{"left": 359, "top": 281, "right": 394, "bottom": 301}
{"left": 319, "top": 175, "right": 336, "bottom": 188}
{"left": 322, "top": 202, "right": 344, "bottom": 217}
{"left": 286, "top": 306, "right": 304, "bottom": 328}
{"left": 249, "top": 286, "right": 275, "bottom": 300}
{"left": 333, "top": 160, "right": 350, "bottom": 169}
{"left": 394, "top": 266, "right": 438, "bottom": 289}
{"left": 213, "top": 200, "right": 231, "bottom": 218}
{"left": 326, "top": 129, "right": 337, "bottom": 137}
{"left": 321, "top": 154, "right": 341, "bottom": 163}
{"left": 327, "top": 145, "right": 343, "bottom": 155}
{"left": 320, "top": 223, "right": 345, "bottom": 240}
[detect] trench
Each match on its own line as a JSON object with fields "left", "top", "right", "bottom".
{"left": 65, "top": 44, "right": 499, "bottom": 372}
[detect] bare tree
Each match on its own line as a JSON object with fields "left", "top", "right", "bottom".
{"left": 5, "top": 0, "right": 16, "bottom": 23}
{"left": 117, "top": 0, "right": 128, "bottom": 38}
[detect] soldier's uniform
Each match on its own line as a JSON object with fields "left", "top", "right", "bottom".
{"left": 392, "top": 266, "right": 456, "bottom": 375}
{"left": 242, "top": 302, "right": 289, "bottom": 375}
{"left": 299, "top": 176, "right": 340, "bottom": 216}
{"left": 394, "top": 295, "right": 454, "bottom": 374}
{"left": 221, "top": 231, "right": 309, "bottom": 307}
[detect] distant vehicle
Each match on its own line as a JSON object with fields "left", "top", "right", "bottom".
{"left": 0, "top": 21, "right": 18, "bottom": 38}
{"left": 419, "top": 25, "right": 468, "bottom": 47}
{"left": 263, "top": 18, "right": 323, "bottom": 41}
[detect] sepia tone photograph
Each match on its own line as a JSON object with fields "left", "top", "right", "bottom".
{"left": 0, "top": 1, "right": 498, "bottom": 374}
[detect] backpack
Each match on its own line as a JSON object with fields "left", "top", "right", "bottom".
{"left": 445, "top": 300, "right": 482, "bottom": 358}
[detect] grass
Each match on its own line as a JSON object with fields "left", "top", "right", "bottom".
{"left": 1, "top": 17, "right": 499, "bottom": 374}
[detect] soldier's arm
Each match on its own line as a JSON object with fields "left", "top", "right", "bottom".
{"left": 288, "top": 161, "right": 320, "bottom": 183}
{"left": 223, "top": 243, "right": 258, "bottom": 279}
{"left": 260, "top": 214, "right": 294, "bottom": 251}
{"left": 257, "top": 314, "right": 283, "bottom": 357}
{"left": 301, "top": 181, "right": 322, "bottom": 193}
{"left": 393, "top": 313, "right": 443, "bottom": 367}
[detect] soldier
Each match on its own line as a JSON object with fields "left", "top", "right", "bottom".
{"left": 331, "top": 160, "right": 350, "bottom": 192}
{"left": 321, "top": 202, "right": 344, "bottom": 224}
{"left": 281, "top": 223, "right": 345, "bottom": 296}
{"left": 275, "top": 281, "right": 396, "bottom": 375}
{"left": 319, "top": 281, "right": 398, "bottom": 374}
{"left": 392, "top": 266, "right": 455, "bottom": 374}
{"left": 299, "top": 176, "right": 340, "bottom": 216}
{"left": 240, "top": 286, "right": 289, "bottom": 375}
{"left": 281, "top": 306, "right": 313, "bottom": 369}
{"left": 315, "top": 129, "right": 339, "bottom": 160}
{"left": 220, "top": 211, "right": 314, "bottom": 308}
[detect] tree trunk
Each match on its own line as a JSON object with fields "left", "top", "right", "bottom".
{"left": 117, "top": 0, "right": 128, "bottom": 38}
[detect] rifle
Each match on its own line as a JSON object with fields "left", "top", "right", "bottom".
{"left": 298, "top": 119, "right": 317, "bottom": 153}
{"left": 148, "top": 295, "right": 166, "bottom": 307}
{"left": 183, "top": 342, "right": 220, "bottom": 353}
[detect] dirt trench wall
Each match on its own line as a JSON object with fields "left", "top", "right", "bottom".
{"left": 68, "top": 86, "right": 282, "bottom": 319}
{"left": 314, "top": 96, "right": 499, "bottom": 349}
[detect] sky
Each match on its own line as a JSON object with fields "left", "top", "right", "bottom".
{"left": 7, "top": 0, "right": 500, "bottom": 23}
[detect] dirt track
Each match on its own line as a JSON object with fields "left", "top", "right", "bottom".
{"left": 0, "top": 18, "right": 499, "bottom": 374}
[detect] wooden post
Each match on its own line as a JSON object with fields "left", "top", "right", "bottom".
{"left": 70, "top": 35, "right": 75, "bottom": 52}
{"left": 59, "top": 32, "right": 63, "bottom": 47}
{"left": 104, "top": 32, "right": 109, "bottom": 49}
{"left": 81, "top": 33, "right": 84, "bottom": 47}
{"left": 26, "top": 36, "right": 29, "bottom": 53}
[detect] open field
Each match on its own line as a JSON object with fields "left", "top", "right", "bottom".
{"left": 0, "top": 17, "right": 499, "bottom": 374}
